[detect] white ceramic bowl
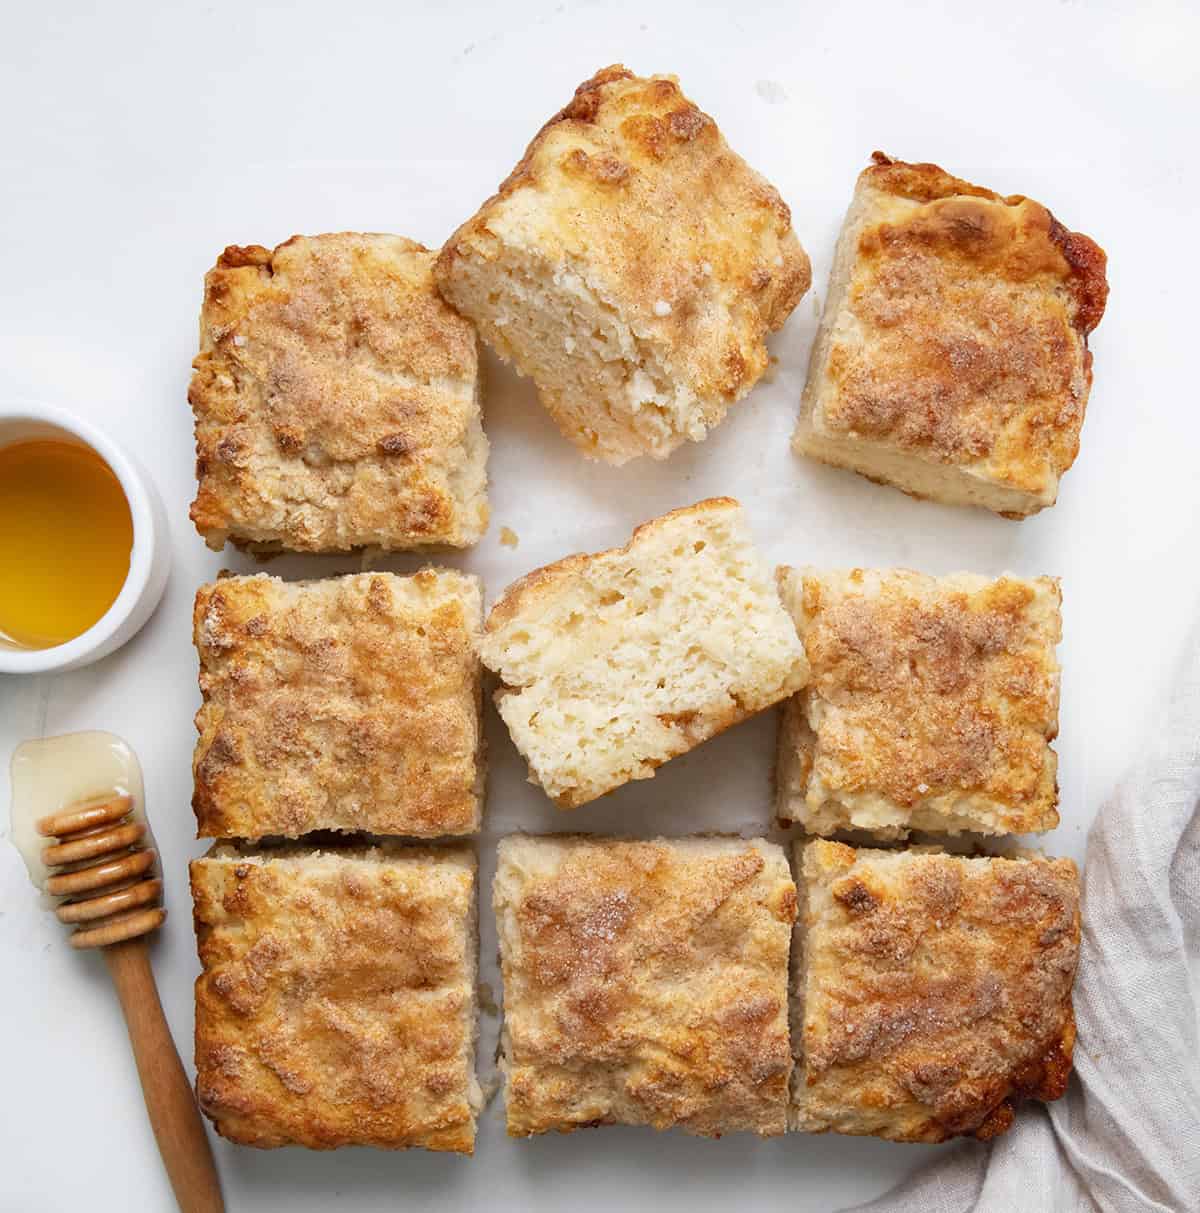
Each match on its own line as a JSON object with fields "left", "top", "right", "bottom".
{"left": 0, "top": 401, "right": 171, "bottom": 674}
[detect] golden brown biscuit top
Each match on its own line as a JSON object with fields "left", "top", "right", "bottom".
{"left": 190, "top": 233, "right": 485, "bottom": 550}
{"left": 495, "top": 836, "right": 796, "bottom": 1137}
{"left": 786, "top": 568, "right": 1060, "bottom": 828}
{"left": 861, "top": 156, "right": 1108, "bottom": 330}
{"left": 822, "top": 154, "right": 1108, "bottom": 497}
{"left": 204, "top": 235, "right": 475, "bottom": 459}
{"left": 192, "top": 570, "right": 482, "bottom": 839}
{"left": 440, "top": 65, "right": 810, "bottom": 402}
{"left": 798, "top": 840, "right": 1080, "bottom": 1142}
{"left": 191, "top": 846, "right": 477, "bottom": 1152}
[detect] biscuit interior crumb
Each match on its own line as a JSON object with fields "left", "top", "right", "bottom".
{"left": 436, "top": 65, "right": 810, "bottom": 464}
{"left": 481, "top": 498, "right": 808, "bottom": 807}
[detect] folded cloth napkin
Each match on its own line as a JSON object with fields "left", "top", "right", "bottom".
{"left": 847, "top": 621, "right": 1200, "bottom": 1213}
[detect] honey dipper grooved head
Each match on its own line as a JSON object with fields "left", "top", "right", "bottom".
{"left": 36, "top": 794, "right": 164, "bottom": 950}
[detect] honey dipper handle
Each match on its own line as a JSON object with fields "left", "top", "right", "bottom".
{"left": 103, "top": 939, "right": 225, "bottom": 1213}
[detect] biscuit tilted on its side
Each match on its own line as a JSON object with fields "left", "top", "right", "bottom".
{"left": 494, "top": 834, "right": 796, "bottom": 1138}
{"left": 792, "top": 840, "right": 1080, "bottom": 1142}
{"left": 794, "top": 154, "right": 1109, "bottom": 516}
{"left": 479, "top": 498, "right": 809, "bottom": 809}
{"left": 193, "top": 570, "right": 484, "bottom": 839}
{"left": 776, "top": 567, "right": 1061, "bottom": 838}
{"left": 192, "top": 845, "right": 480, "bottom": 1152}
{"left": 435, "top": 65, "right": 811, "bottom": 464}
{"left": 189, "top": 233, "right": 488, "bottom": 552}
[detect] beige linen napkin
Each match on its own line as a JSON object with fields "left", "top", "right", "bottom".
{"left": 847, "top": 621, "right": 1200, "bottom": 1213}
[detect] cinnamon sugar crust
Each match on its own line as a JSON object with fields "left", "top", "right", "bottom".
{"left": 190, "top": 233, "right": 488, "bottom": 552}
{"left": 192, "top": 570, "right": 484, "bottom": 839}
{"left": 794, "top": 154, "right": 1108, "bottom": 516}
{"left": 494, "top": 835, "right": 796, "bottom": 1137}
{"left": 776, "top": 567, "right": 1061, "bottom": 838}
{"left": 192, "top": 845, "right": 479, "bottom": 1152}
{"left": 792, "top": 840, "right": 1079, "bottom": 1142}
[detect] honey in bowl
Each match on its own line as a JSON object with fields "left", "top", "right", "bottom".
{"left": 0, "top": 439, "right": 133, "bottom": 650}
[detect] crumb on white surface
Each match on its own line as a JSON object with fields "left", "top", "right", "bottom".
{"left": 755, "top": 79, "right": 789, "bottom": 104}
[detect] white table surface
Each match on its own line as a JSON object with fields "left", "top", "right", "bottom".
{"left": 2, "top": 1, "right": 1198, "bottom": 1209}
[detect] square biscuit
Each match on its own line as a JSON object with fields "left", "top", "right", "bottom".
{"left": 192, "top": 844, "right": 480, "bottom": 1152}
{"left": 436, "top": 64, "right": 811, "bottom": 464}
{"left": 479, "top": 498, "right": 809, "bottom": 809}
{"left": 792, "top": 839, "right": 1079, "bottom": 1142}
{"left": 494, "top": 834, "right": 796, "bottom": 1137}
{"left": 776, "top": 567, "right": 1061, "bottom": 838}
{"left": 794, "top": 154, "right": 1108, "bottom": 517}
{"left": 193, "top": 570, "right": 484, "bottom": 839}
{"left": 189, "top": 233, "right": 488, "bottom": 552}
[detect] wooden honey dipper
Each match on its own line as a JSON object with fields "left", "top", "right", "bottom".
{"left": 38, "top": 794, "right": 224, "bottom": 1213}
